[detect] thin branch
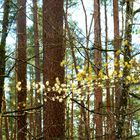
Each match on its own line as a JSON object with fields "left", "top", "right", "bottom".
{"left": 129, "top": 92, "right": 140, "bottom": 100}
{"left": 125, "top": 107, "right": 140, "bottom": 116}
{"left": 3, "top": 104, "right": 43, "bottom": 115}
{"left": 133, "top": 8, "right": 140, "bottom": 16}
{"left": 71, "top": 98, "right": 107, "bottom": 115}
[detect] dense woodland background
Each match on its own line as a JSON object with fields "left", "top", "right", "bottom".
{"left": 0, "top": 0, "right": 140, "bottom": 139}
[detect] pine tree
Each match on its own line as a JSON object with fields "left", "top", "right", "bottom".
{"left": 43, "top": 0, "right": 65, "bottom": 139}
{"left": 93, "top": 0, "right": 103, "bottom": 139}
{"left": 16, "top": 0, "right": 27, "bottom": 139}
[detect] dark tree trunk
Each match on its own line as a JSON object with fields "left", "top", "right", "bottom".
{"left": 0, "top": 1, "right": 10, "bottom": 138}
{"left": 93, "top": 0, "right": 103, "bottom": 139}
{"left": 113, "top": 0, "right": 121, "bottom": 129}
{"left": 43, "top": 0, "right": 65, "bottom": 139}
{"left": 116, "top": 1, "right": 133, "bottom": 139}
{"left": 104, "top": 1, "right": 112, "bottom": 139}
{"left": 32, "top": 0, "right": 42, "bottom": 137}
{"left": 0, "top": 0, "right": 10, "bottom": 113}
{"left": 113, "top": 0, "right": 121, "bottom": 139}
{"left": 16, "top": 0, "right": 27, "bottom": 139}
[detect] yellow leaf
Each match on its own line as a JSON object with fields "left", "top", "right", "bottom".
{"left": 86, "top": 74, "right": 93, "bottom": 82}
{"left": 123, "top": 40, "right": 128, "bottom": 46}
{"left": 89, "top": 65, "right": 93, "bottom": 73}
{"left": 128, "top": 45, "right": 132, "bottom": 50}
{"left": 124, "top": 62, "right": 128, "bottom": 66}
{"left": 115, "top": 62, "right": 119, "bottom": 67}
{"left": 118, "top": 71, "right": 123, "bottom": 78}
{"left": 113, "top": 70, "right": 117, "bottom": 76}
{"left": 60, "top": 60, "right": 66, "bottom": 67}
{"left": 116, "top": 50, "right": 121, "bottom": 55}
{"left": 126, "top": 75, "right": 131, "bottom": 81}
{"left": 99, "top": 70, "right": 103, "bottom": 79}
{"left": 76, "top": 66, "right": 80, "bottom": 70}
{"left": 76, "top": 71, "right": 85, "bottom": 81}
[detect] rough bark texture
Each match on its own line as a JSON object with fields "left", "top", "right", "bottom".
{"left": 113, "top": 0, "right": 121, "bottom": 139}
{"left": 3, "top": 95, "right": 10, "bottom": 140}
{"left": 43, "top": 0, "right": 65, "bottom": 139}
{"left": 116, "top": 1, "right": 133, "bottom": 139}
{"left": 113, "top": 0, "right": 121, "bottom": 116}
{"left": 0, "top": 1, "right": 10, "bottom": 138}
{"left": 0, "top": 0, "right": 10, "bottom": 113}
{"left": 16, "top": 0, "right": 27, "bottom": 139}
{"left": 94, "top": 0, "right": 103, "bottom": 139}
{"left": 32, "top": 0, "right": 42, "bottom": 136}
{"left": 104, "top": 1, "right": 112, "bottom": 139}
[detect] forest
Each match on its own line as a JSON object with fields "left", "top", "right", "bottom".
{"left": 0, "top": 0, "right": 140, "bottom": 140}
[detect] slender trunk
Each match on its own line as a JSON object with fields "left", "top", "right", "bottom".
{"left": 94, "top": 0, "right": 102, "bottom": 139}
{"left": 111, "top": 87, "right": 115, "bottom": 136}
{"left": 79, "top": 108, "right": 84, "bottom": 140}
{"left": 3, "top": 95, "right": 10, "bottom": 140}
{"left": 0, "top": 0, "right": 10, "bottom": 113}
{"left": 16, "top": 0, "right": 27, "bottom": 139}
{"left": 81, "top": 101, "right": 90, "bottom": 140}
{"left": 87, "top": 94, "right": 90, "bottom": 140}
{"left": 66, "top": 101, "right": 70, "bottom": 139}
{"left": 113, "top": 0, "right": 121, "bottom": 114}
{"left": 32, "top": 0, "right": 42, "bottom": 136}
{"left": 71, "top": 91, "right": 74, "bottom": 140}
{"left": 0, "top": 1, "right": 10, "bottom": 138}
{"left": 12, "top": 76, "right": 17, "bottom": 140}
{"left": 29, "top": 68, "right": 34, "bottom": 140}
{"left": 116, "top": 1, "right": 133, "bottom": 139}
{"left": 104, "top": 1, "right": 112, "bottom": 139}
{"left": 43, "top": 0, "right": 65, "bottom": 139}
{"left": 70, "top": 67, "right": 74, "bottom": 140}
{"left": 64, "top": 1, "right": 71, "bottom": 139}
{"left": 0, "top": 117, "right": 2, "bottom": 140}
{"left": 113, "top": 0, "right": 121, "bottom": 139}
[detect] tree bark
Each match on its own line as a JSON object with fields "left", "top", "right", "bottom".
{"left": 0, "top": 1, "right": 10, "bottom": 138}
{"left": 116, "top": 1, "right": 133, "bottom": 139}
{"left": 32, "top": 0, "right": 42, "bottom": 137}
{"left": 43, "top": 0, "right": 65, "bottom": 139}
{"left": 93, "top": 0, "right": 103, "bottom": 139}
{"left": 16, "top": 0, "right": 27, "bottom": 139}
{"left": 104, "top": 1, "right": 112, "bottom": 139}
{"left": 113, "top": 0, "right": 121, "bottom": 139}
{"left": 3, "top": 95, "right": 10, "bottom": 140}
{"left": 0, "top": 0, "right": 10, "bottom": 113}
{"left": 113, "top": 0, "right": 121, "bottom": 111}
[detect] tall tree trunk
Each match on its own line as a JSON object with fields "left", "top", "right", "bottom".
{"left": 3, "top": 95, "right": 10, "bottom": 140}
{"left": 87, "top": 94, "right": 90, "bottom": 140}
{"left": 111, "top": 87, "right": 115, "bottom": 139}
{"left": 43, "top": 0, "right": 65, "bottom": 139}
{"left": 66, "top": 101, "right": 70, "bottom": 139}
{"left": 0, "top": 0, "right": 10, "bottom": 112}
{"left": 104, "top": 1, "right": 112, "bottom": 139}
{"left": 12, "top": 76, "right": 17, "bottom": 140}
{"left": 32, "top": 0, "right": 42, "bottom": 137}
{"left": 93, "top": 0, "right": 102, "bottom": 139}
{"left": 0, "top": 118, "right": 2, "bottom": 140}
{"left": 116, "top": 1, "right": 133, "bottom": 139}
{"left": 16, "top": 0, "right": 27, "bottom": 139}
{"left": 29, "top": 67, "right": 34, "bottom": 140}
{"left": 71, "top": 91, "right": 74, "bottom": 140}
{"left": 0, "top": 1, "right": 10, "bottom": 138}
{"left": 113, "top": 0, "right": 120, "bottom": 139}
{"left": 113, "top": 0, "right": 121, "bottom": 116}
